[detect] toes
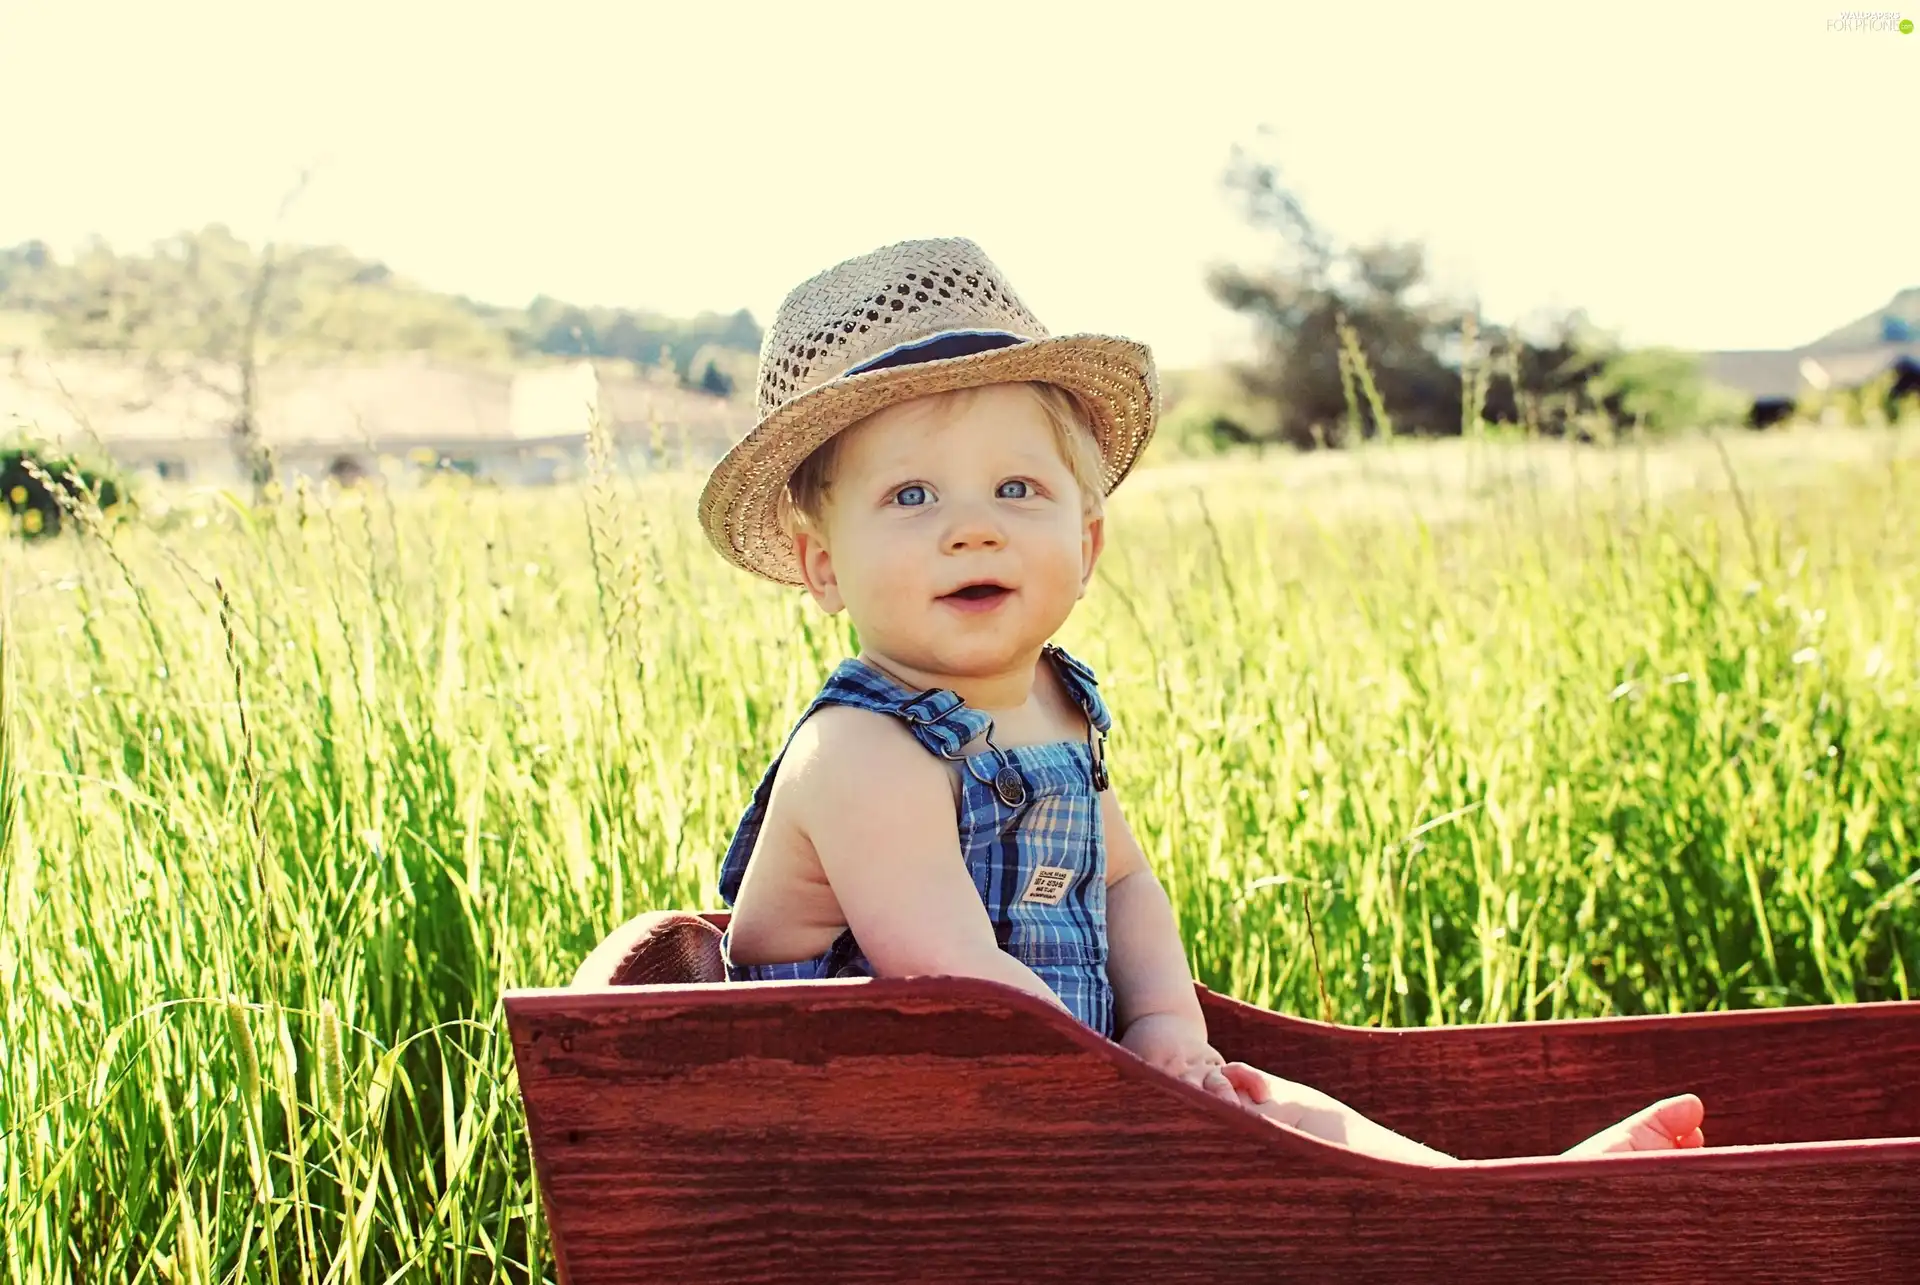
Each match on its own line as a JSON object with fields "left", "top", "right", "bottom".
{"left": 1202, "top": 1069, "right": 1239, "bottom": 1104}
{"left": 1647, "top": 1094, "right": 1705, "bottom": 1137}
{"left": 1564, "top": 1098, "right": 1708, "bottom": 1158}
{"left": 1625, "top": 1097, "right": 1707, "bottom": 1151}
{"left": 1220, "top": 1062, "right": 1271, "bottom": 1104}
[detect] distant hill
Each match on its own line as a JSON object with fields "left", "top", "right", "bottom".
{"left": 1805, "top": 287, "right": 1920, "bottom": 350}
{"left": 0, "top": 228, "right": 762, "bottom": 396}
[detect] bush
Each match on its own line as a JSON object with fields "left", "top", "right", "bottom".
{"left": 1796, "top": 363, "right": 1920, "bottom": 429}
{"left": 1586, "top": 347, "right": 1751, "bottom": 435}
{"left": 1, "top": 439, "right": 127, "bottom": 539}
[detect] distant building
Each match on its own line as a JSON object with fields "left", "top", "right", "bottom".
{"left": 1700, "top": 289, "right": 1920, "bottom": 426}
{"left": 0, "top": 352, "right": 752, "bottom": 488}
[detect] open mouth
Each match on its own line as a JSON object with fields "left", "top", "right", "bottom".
{"left": 939, "top": 581, "right": 1015, "bottom": 610}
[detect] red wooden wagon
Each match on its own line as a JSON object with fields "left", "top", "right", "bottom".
{"left": 505, "top": 911, "right": 1920, "bottom": 1283}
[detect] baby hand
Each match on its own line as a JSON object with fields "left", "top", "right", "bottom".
{"left": 1119, "top": 1013, "right": 1240, "bottom": 1106}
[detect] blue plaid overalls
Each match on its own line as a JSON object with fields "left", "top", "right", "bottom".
{"left": 717, "top": 643, "right": 1116, "bottom": 1037}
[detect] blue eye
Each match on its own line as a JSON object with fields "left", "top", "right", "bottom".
{"left": 996, "top": 479, "right": 1031, "bottom": 499}
{"left": 894, "top": 484, "right": 929, "bottom": 507}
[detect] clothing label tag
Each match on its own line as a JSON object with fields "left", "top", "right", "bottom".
{"left": 1021, "top": 865, "right": 1075, "bottom": 906}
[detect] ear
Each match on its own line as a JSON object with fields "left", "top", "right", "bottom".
{"left": 1076, "top": 511, "right": 1105, "bottom": 599}
{"left": 794, "top": 528, "right": 845, "bottom": 614}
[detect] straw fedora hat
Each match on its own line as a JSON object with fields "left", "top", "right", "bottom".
{"left": 698, "top": 237, "right": 1159, "bottom": 585}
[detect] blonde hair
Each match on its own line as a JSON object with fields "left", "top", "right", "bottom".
{"left": 778, "top": 382, "right": 1106, "bottom": 540}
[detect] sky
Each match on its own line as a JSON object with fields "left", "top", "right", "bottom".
{"left": 2, "top": 0, "right": 1915, "bottom": 369}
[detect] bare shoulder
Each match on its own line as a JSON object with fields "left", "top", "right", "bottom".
{"left": 769, "top": 702, "right": 991, "bottom": 976}
{"left": 776, "top": 703, "right": 957, "bottom": 831}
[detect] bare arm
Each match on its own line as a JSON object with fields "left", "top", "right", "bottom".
{"left": 785, "top": 706, "right": 1068, "bottom": 1013}
{"left": 1102, "top": 788, "right": 1209, "bottom": 1040}
{"left": 1102, "top": 789, "right": 1459, "bottom": 1161}
{"left": 1099, "top": 788, "right": 1245, "bottom": 1102}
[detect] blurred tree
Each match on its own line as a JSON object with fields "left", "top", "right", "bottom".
{"left": 513, "top": 300, "right": 762, "bottom": 379}
{"left": 6, "top": 242, "right": 763, "bottom": 384}
{"left": 685, "top": 343, "right": 752, "bottom": 398}
{"left": 1585, "top": 346, "right": 1751, "bottom": 434}
{"left": 0, "top": 240, "right": 53, "bottom": 296}
{"left": 1208, "top": 145, "right": 1462, "bottom": 447}
{"left": 3, "top": 218, "right": 765, "bottom": 501}
{"left": 715, "top": 307, "right": 761, "bottom": 351}
{"left": 44, "top": 219, "right": 300, "bottom": 495}
{"left": 13, "top": 170, "right": 486, "bottom": 496}
{"left": 1208, "top": 137, "right": 1638, "bottom": 448}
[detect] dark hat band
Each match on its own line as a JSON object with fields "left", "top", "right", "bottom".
{"left": 840, "top": 329, "right": 1027, "bottom": 377}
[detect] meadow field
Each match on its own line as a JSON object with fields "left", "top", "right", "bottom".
{"left": 3, "top": 424, "right": 1918, "bottom": 1280}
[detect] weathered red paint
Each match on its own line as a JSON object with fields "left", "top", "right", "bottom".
{"left": 506, "top": 910, "right": 1920, "bottom": 1283}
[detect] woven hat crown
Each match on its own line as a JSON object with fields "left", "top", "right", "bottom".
{"left": 757, "top": 238, "right": 1045, "bottom": 417}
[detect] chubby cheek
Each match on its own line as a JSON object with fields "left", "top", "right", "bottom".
{"left": 842, "top": 540, "right": 932, "bottom": 621}
{"left": 1033, "top": 551, "right": 1089, "bottom": 611}
{"left": 1033, "top": 523, "right": 1093, "bottom": 593}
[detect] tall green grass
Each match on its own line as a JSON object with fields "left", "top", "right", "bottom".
{"left": 2, "top": 426, "right": 1916, "bottom": 1280}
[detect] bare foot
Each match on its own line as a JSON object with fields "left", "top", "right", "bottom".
{"left": 1562, "top": 1094, "right": 1706, "bottom": 1156}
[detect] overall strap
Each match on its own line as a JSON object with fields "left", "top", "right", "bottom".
{"left": 831, "top": 662, "right": 995, "bottom": 761}
{"left": 836, "top": 648, "right": 1114, "bottom": 795}
{"left": 715, "top": 659, "right": 991, "bottom": 904}
{"left": 851, "top": 647, "right": 1112, "bottom": 744}
{"left": 1043, "top": 644, "right": 1113, "bottom": 790}
{"left": 1043, "top": 644, "right": 1112, "bottom": 735}
{"left": 721, "top": 647, "right": 1116, "bottom": 906}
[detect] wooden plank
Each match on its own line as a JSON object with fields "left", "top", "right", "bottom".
{"left": 581, "top": 909, "right": 1920, "bottom": 1154}
{"left": 1199, "top": 987, "right": 1920, "bottom": 1157}
{"left": 506, "top": 978, "right": 1920, "bottom": 1284}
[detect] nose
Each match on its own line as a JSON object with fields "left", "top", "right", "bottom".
{"left": 942, "top": 499, "right": 1005, "bottom": 552}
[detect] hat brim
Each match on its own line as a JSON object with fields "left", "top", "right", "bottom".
{"left": 699, "top": 333, "right": 1158, "bottom": 585}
